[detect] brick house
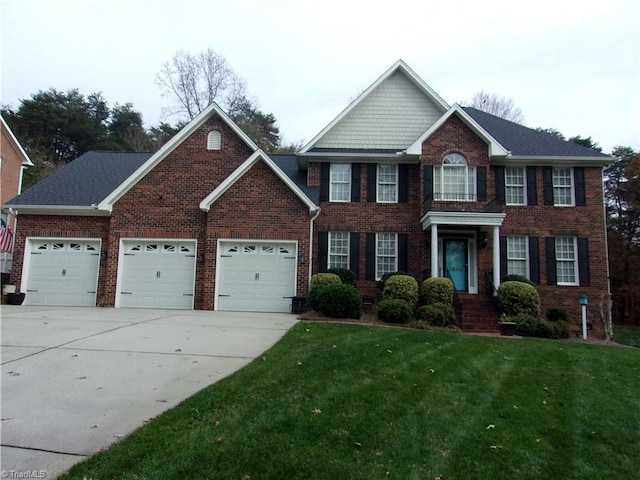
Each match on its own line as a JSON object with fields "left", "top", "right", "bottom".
{"left": 5, "top": 60, "right": 611, "bottom": 330}
{"left": 1, "top": 115, "right": 33, "bottom": 278}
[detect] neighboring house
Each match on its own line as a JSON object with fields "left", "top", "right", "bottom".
{"left": 1, "top": 115, "right": 33, "bottom": 278}
{"left": 5, "top": 60, "right": 611, "bottom": 331}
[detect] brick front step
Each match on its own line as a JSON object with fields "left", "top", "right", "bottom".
{"left": 455, "top": 293, "right": 501, "bottom": 332}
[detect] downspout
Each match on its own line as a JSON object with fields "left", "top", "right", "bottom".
{"left": 308, "top": 207, "right": 321, "bottom": 288}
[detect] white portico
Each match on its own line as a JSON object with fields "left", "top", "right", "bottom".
{"left": 421, "top": 211, "right": 506, "bottom": 294}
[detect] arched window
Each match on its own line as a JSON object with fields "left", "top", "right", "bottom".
{"left": 207, "top": 131, "right": 222, "bottom": 150}
{"left": 434, "top": 153, "right": 476, "bottom": 201}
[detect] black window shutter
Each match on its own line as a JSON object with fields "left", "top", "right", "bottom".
{"left": 526, "top": 166, "right": 538, "bottom": 205}
{"left": 577, "top": 237, "right": 590, "bottom": 286}
{"left": 398, "top": 234, "right": 408, "bottom": 272}
{"left": 494, "top": 166, "right": 505, "bottom": 204}
{"left": 351, "top": 163, "right": 361, "bottom": 202}
{"left": 423, "top": 165, "right": 433, "bottom": 201}
{"left": 398, "top": 165, "right": 408, "bottom": 203}
{"left": 545, "top": 237, "right": 557, "bottom": 285}
{"left": 543, "top": 167, "right": 554, "bottom": 205}
{"left": 367, "top": 164, "right": 377, "bottom": 202}
{"left": 320, "top": 163, "right": 330, "bottom": 202}
{"left": 318, "top": 231, "right": 328, "bottom": 272}
{"left": 529, "top": 236, "right": 540, "bottom": 285}
{"left": 365, "top": 233, "right": 376, "bottom": 280}
{"left": 350, "top": 232, "right": 360, "bottom": 280}
{"left": 500, "top": 236, "right": 507, "bottom": 280}
{"left": 477, "top": 166, "right": 487, "bottom": 201}
{"left": 574, "top": 167, "right": 586, "bottom": 206}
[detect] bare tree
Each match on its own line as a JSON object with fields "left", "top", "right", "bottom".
{"left": 467, "top": 90, "right": 525, "bottom": 124}
{"left": 155, "top": 48, "right": 245, "bottom": 120}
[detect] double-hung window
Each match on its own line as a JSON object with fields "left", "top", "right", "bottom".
{"left": 555, "top": 237, "right": 578, "bottom": 285}
{"left": 505, "top": 167, "right": 526, "bottom": 205}
{"left": 553, "top": 168, "right": 574, "bottom": 206}
{"left": 328, "top": 232, "right": 350, "bottom": 269}
{"left": 434, "top": 153, "right": 476, "bottom": 201}
{"left": 330, "top": 164, "right": 351, "bottom": 202}
{"left": 377, "top": 164, "right": 398, "bottom": 202}
{"left": 506, "top": 236, "right": 529, "bottom": 277}
{"left": 376, "top": 233, "right": 397, "bottom": 280}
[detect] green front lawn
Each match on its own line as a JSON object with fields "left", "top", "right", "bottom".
{"left": 61, "top": 323, "right": 640, "bottom": 480}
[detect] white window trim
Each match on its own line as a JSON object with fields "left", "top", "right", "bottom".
{"left": 434, "top": 154, "right": 476, "bottom": 202}
{"left": 328, "top": 232, "right": 350, "bottom": 270}
{"left": 506, "top": 236, "right": 530, "bottom": 278}
{"left": 329, "top": 164, "right": 351, "bottom": 202}
{"left": 377, "top": 164, "right": 398, "bottom": 203}
{"left": 553, "top": 167, "right": 575, "bottom": 207}
{"left": 556, "top": 236, "right": 579, "bottom": 286}
{"left": 375, "top": 233, "right": 397, "bottom": 281}
{"left": 505, "top": 167, "right": 527, "bottom": 206}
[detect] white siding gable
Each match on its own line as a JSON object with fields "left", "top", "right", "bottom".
{"left": 315, "top": 71, "right": 443, "bottom": 150}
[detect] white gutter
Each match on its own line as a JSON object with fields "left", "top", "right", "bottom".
{"left": 307, "top": 207, "right": 322, "bottom": 288}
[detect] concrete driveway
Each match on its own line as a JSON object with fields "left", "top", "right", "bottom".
{"left": 1, "top": 306, "right": 298, "bottom": 478}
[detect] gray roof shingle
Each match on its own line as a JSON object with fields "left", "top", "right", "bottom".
{"left": 463, "top": 107, "right": 610, "bottom": 157}
{"left": 270, "top": 154, "right": 319, "bottom": 204}
{"left": 5, "top": 151, "right": 152, "bottom": 207}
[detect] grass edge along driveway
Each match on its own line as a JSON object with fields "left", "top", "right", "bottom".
{"left": 61, "top": 322, "right": 640, "bottom": 480}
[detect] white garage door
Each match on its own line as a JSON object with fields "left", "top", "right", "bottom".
{"left": 24, "top": 239, "right": 101, "bottom": 306}
{"left": 217, "top": 241, "right": 297, "bottom": 313}
{"left": 119, "top": 240, "right": 197, "bottom": 309}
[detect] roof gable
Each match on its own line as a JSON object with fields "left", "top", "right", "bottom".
{"left": 98, "top": 103, "right": 259, "bottom": 213}
{"left": 199, "top": 150, "right": 318, "bottom": 213}
{"left": 407, "top": 105, "right": 511, "bottom": 157}
{"left": 300, "top": 60, "right": 450, "bottom": 154}
{"left": 1, "top": 115, "right": 34, "bottom": 167}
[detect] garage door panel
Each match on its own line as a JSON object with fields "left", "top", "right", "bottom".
{"left": 119, "top": 240, "right": 196, "bottom": 310}
{"left": 217, "top": 241, "right": 296, "bottom": 313}
{"left": 25, "top": 240, "right": 101, "bottom": 307}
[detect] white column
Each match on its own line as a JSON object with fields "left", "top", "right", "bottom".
{"left": 431, "top": 224, "right": 438, "bottom": 278}
{"left": 493, "top": 225, "right": 500, "bottom": 294}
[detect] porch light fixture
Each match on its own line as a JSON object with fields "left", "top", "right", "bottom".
{"left": 479, "top": 232, "right": 489, "bottom": 248}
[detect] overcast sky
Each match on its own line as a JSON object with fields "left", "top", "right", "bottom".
{"left": 2, "top": 0, "right": 638, "bottom": 154}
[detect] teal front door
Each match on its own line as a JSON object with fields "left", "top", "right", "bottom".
{"left": 444, "top": 240, "right": 468, "bottom": 291}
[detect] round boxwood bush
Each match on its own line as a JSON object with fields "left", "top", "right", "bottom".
{"left": 498, "top": 281, "right": 540, "bottom": 317}
{"left": 383, "top": 275, "right": 419, "bottom": 309}
{"left": 377, "top": 299, "right": 413, "bottom": 324}
{"left": 326, "top": 268, "right": 356, "bottom": 286}
{"left": 505, "top": 314, "right": 568, "bottom": 339}
{"left": 421, "top": 277, "right": 454, "bottom": 306}
{"left": 307, "top": 283, "right": 361, "bottom": 319}
{"left": 416, "top": 303, "right": 456, "bottom": 327}
{"left": 379, "top": 271, "right": 414, "bottom": 289}
{"left": 310, "top": 272, "right": 341, "bottom": 286}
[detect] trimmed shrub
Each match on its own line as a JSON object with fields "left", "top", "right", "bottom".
{"left": 502, "top": 274, "right": 536, "bottom": 287}
{"left": 547, "top": 308, "right": 569, "bottom": 323}
{"left": 383, "top": 275, "right": 419, "bottom": 309}
{"left": 498, "top": 281, "right": 540, "bottom": 317}
{"left": 326, "top": 268, "right": 356, "bottom": 286}
{"left": 421, "top": 277, "right": 454, "bottom": 306}
{"left": 506, "top": 314, "right": 568, "bottom": 339}
{"left": 307, "top": 283, "right": 361, "bottom": 319}
{"left": 377, "top": 299, "right": 413, "bottom": 324}
{"left": 310, "top": 273, "right": 341, "bottom": 286}
{"left": 416, "top": 303, "right": 456, "bottom": 327}
{"left": 379, "top": 271, "right": 415, "bottom": 289}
